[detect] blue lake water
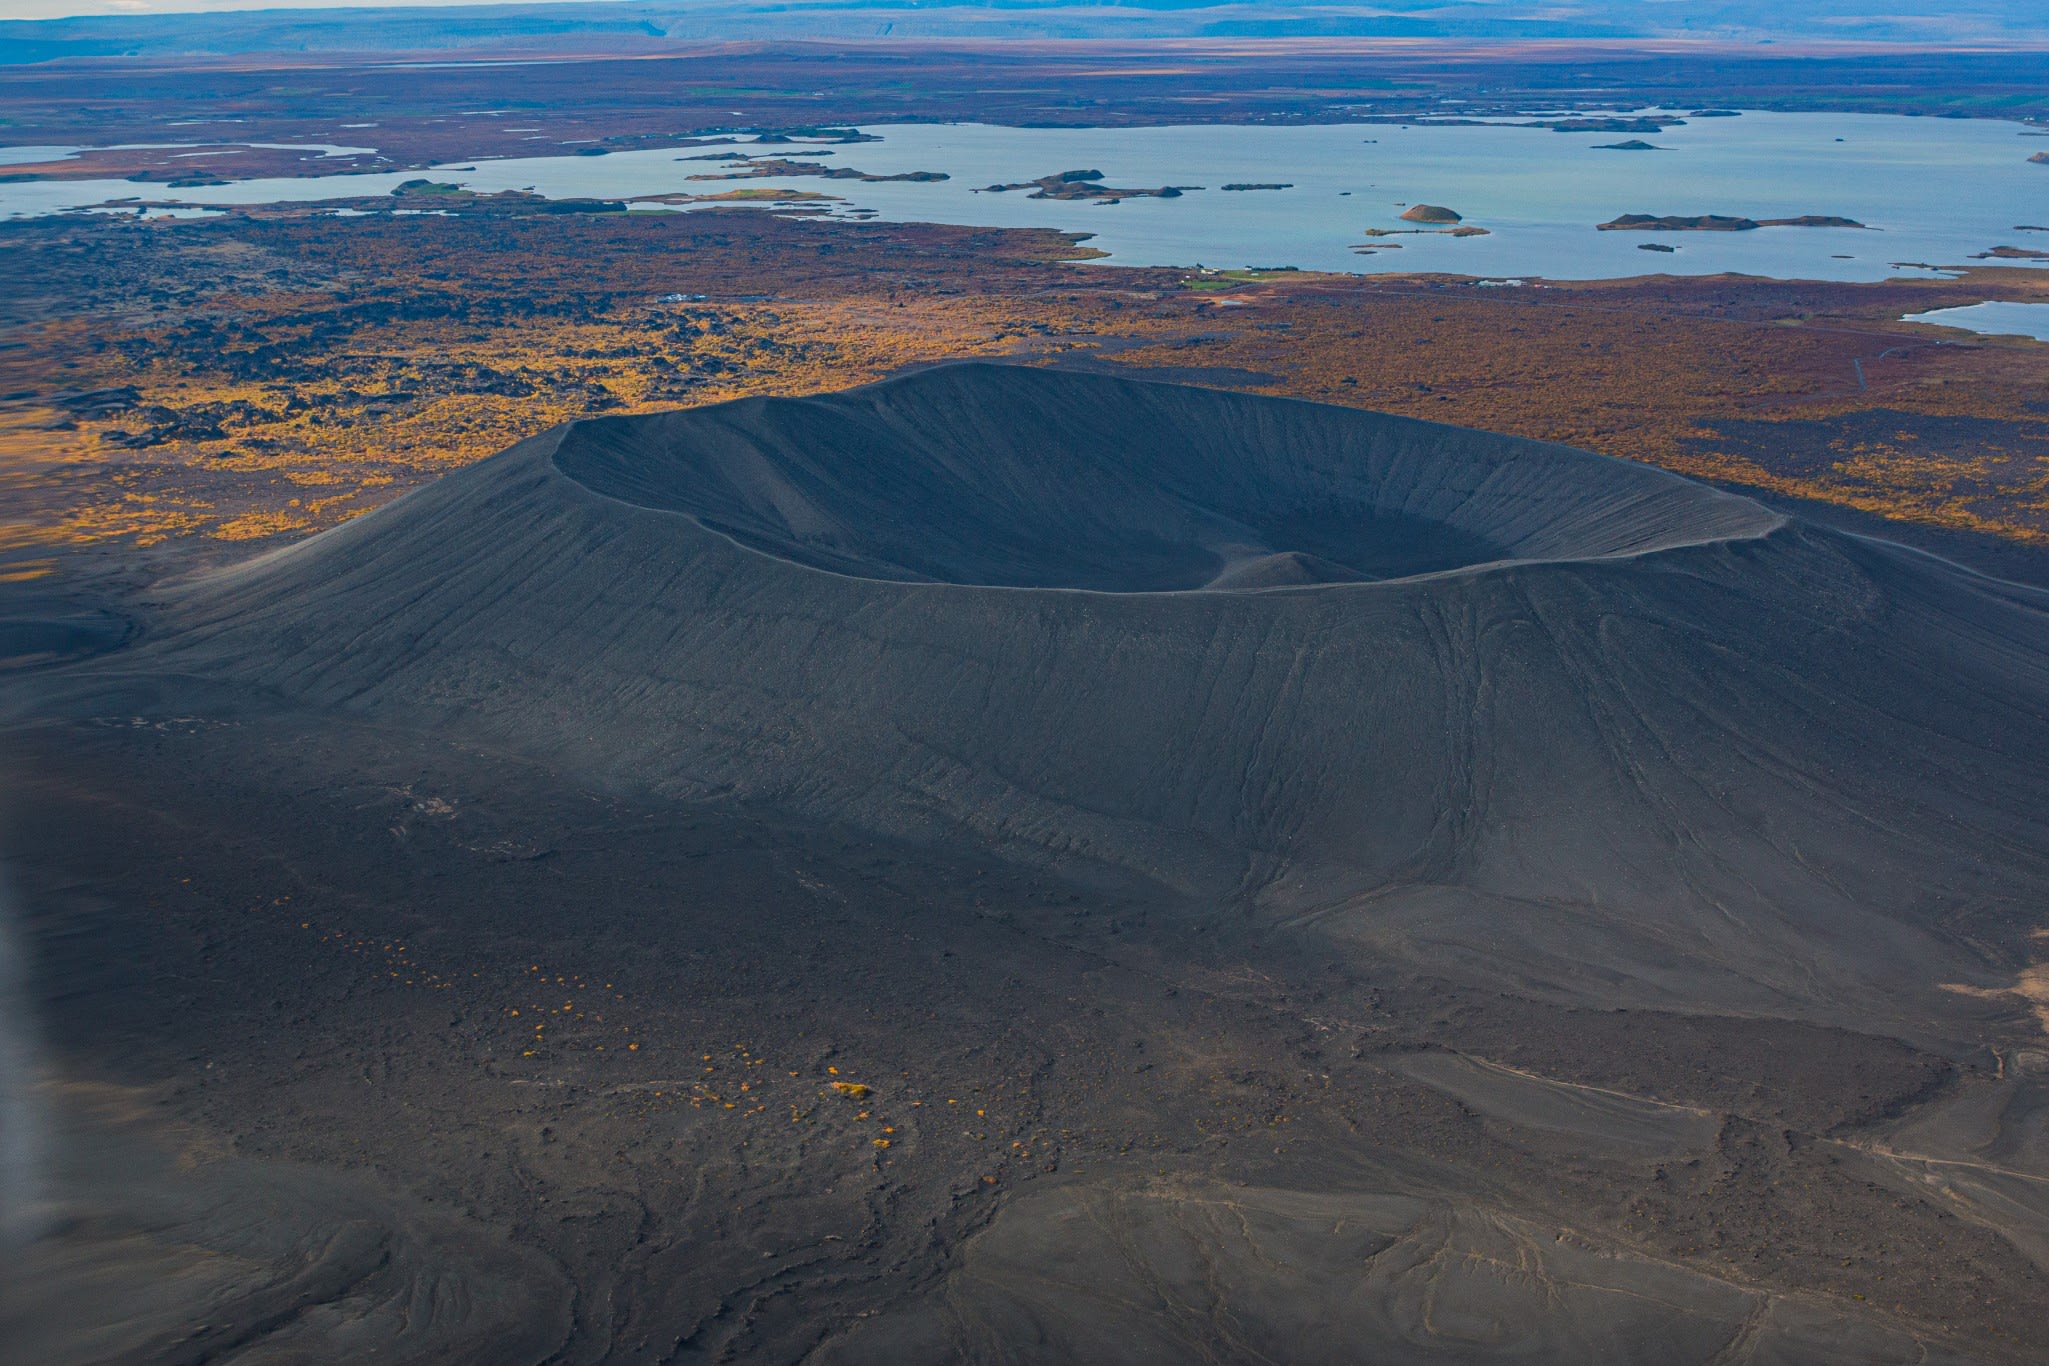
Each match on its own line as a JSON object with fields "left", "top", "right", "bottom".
{"left": 1901, "top": 301, "right": 2049, "bottom": 339}
{"left": 6, "top": 112, "right": 2046, "bottom": 283}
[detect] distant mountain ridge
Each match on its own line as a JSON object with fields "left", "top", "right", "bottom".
{"left": 6, "top": 0, "right": 2049, "bottom": 61}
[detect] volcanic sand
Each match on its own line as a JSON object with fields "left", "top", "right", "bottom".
{"left": 6, "top": 364, "right": 2049, "bottom": 1362}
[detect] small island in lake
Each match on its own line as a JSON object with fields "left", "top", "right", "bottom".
{"left": 976, "top": 169, "right": 1201, "bottom": 201}
{"left": 1221, "top": 183, "right": 1292, "bottom": 191}
{"left": 689, "top": 158, "right": 948, "bottom": 183}
{"left": 1599, "top": 213, "right": 1868, "bottom": 232}
{"left": 1595, "top": 139, "right": 1666, "bottom": 151}
{"left": 1368, "top": 202, "right": 1483, "bottom": 237}
{"left": 1763, "top": 215, "right": 1871, "bottom": 228}
{"left": 1365, "top": 204, "right": 1490, "bottom": 239}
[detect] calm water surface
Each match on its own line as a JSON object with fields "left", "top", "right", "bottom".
{"left": 7, "top": 113, "right": 2045, "bottom": 282}
{"left": 1901, "top": 301, "right": 2049, "bottom": 339}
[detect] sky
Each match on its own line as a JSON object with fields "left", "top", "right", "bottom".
{"left": 2, "top": 0, "right": 585, "bottom": 16}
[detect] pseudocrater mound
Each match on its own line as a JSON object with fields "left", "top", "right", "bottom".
{"left": 554, "top": 363, "right": 1772, "bottom": 591}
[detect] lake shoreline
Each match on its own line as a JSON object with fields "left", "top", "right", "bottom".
{"left": 7, "top": 112, "right": 2047, "bottom": 284}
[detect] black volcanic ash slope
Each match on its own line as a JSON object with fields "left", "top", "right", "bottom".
{"left": 148, "top": 363, "right": 2049, "bottom": 1033}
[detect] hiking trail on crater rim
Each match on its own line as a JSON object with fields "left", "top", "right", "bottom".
{"left": 10, "top": 363, "right": 2049, "bottom": 1363}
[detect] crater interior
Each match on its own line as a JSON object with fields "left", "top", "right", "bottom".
{"left": 552, "top": 363, "right": 1777, "bottom": 591}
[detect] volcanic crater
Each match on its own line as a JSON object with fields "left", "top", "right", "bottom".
{"left": 13, "top": 363, "right": 2049, "bottom": 1365}
{"left": 153, "top": 363, "right": 2047, "bottom": 1026}
{"left": 551, "top": 362, "right": 1778, "bottom": 591}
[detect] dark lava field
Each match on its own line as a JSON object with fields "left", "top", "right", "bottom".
{"left": 5, "top": 364, "right": 2049, "bottom": 1363}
